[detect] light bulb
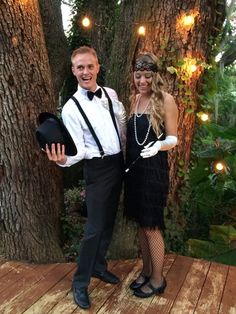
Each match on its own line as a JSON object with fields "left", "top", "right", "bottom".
{"left": 138, "top": 26, "right": 146, "bottom": 36}
{"left": 215, "top": 162, "right": 224, "bottom": 171}
{"left": 190, "top": 64, "right": 197, "bottom": 72}
{"left": 216, "top": 163, "right": 223, "bottom": 171}
{"left": 200, "top": 113, "right": 209, "bottom": 122}
{"left": 182, "top": 15, "right": 195, "bottom": 27}
{"left": 82, "top": 17, "right": 91, "bottom": 28}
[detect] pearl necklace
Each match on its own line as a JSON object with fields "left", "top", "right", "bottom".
{"left": 134, "top": 114, "right": 152, "bottom": 146}
{"left": 135, "top": 95, "right": 150, "bottom": 118}
{"left": 134, "top": 96, "right": 152, "bottom": 146}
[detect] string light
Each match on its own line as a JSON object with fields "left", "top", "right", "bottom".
{"left": 190, "top": 64, "right": 197, "bottom": 73}
{"left": 82, "top": 16, "right": 91, "bottom": 28}
{"left": 215, "top": 162, "right": 224, "bottom": 171}
{"left": 80, "top": 16, "right": 148, "bottom": 34}
{"left": 138, "top": 26, "right": 146, "bottom": 36}
{"left": 182, "top": 15, "right": 195, "bottom": 28}
{"left": 198, "top": 112, "right": 209, "bottom": 122}
{"left": 181, "top": 57, "right": 198, "bottom": 78}
{"left": 212, "top": 161, "right": 228, "bottom": 174}
{"left": 200, "top": 113, "right": 209, "bottom": 122}
{"left": 176, "top": 11, "right": 199, "bottom": 37}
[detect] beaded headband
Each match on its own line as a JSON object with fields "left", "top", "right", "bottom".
{"left": 134, "top": 60, "right": 158, "bottom": 72}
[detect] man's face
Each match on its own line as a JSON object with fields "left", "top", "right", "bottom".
{"left": 72, "top": 52, "right": 100, "bottom": 91}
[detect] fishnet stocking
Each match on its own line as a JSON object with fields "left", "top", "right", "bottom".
{"left": 134, "top": 228, "right": 152, "bottom": 284}
{"left": 139, "top": 227, "right": 165, "bottom": 292}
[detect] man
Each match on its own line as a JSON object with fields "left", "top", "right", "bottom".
{"left": 46, "top": 46, "right": 126, "bottom": 309}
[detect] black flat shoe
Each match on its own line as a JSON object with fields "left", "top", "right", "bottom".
{"left": 72, "top": 286, "right": 91, "bottom": 309}
{"left": 129, "top": 273, "right": 150, "bottom": 290}
{"left": 134, "top": 278, "right": 167, "bottom": 298}
{"left": 92, "top": 270, "right": 120, "bottom": 284}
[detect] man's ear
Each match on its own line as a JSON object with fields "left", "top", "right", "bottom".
{"left": 72, "top": 66, "right": 76, "bottom": 76}
{"left": 97, "top": 63, "right": 100, "bottom": 74}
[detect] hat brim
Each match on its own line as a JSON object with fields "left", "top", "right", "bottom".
{"left": 36, "top": 112, "right": 77, "bottom": 156}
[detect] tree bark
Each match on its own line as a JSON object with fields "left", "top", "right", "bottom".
{"left": 107, "top": 0, "right": 226, "bottom": 256}
{"left": 0, "top": 0, "right": 64, "bottom": 262}
{"left": 38, "top": 0, "right": 70, "bottom": 98}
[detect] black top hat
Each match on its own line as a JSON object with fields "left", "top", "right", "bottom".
{"left": 36, "top": 112, "right": 77, "bottom": 156}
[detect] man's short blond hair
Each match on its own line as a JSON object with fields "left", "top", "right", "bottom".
{"left": 71, "top": 46, "right": 98, "bottom": 63}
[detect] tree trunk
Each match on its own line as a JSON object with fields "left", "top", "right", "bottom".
{"left": 0, "top": 0, "right": 64, "bottom": 262}
{"left": 38, "top": 0, "right": 70, "bottom": 98}
{"left": 107, "top": 0, "right": 226, "bottom": 256}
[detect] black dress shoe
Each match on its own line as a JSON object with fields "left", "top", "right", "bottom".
{"left": 92, "top": 270, "right": 120, "bottom": 284}
{"left": 129, "top": 273, "right": 150, "bottom": 290}
{"left": 134, "top": 278, "right": 167, "bottom": 298}
{"left": 73, "top": 286, "right": 91, "bottom": 309}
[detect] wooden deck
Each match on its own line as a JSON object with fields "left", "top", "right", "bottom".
{"left": 0, "top": 254, "right": 235, "bottom": 314}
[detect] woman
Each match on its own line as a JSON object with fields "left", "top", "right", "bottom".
{"left": 124, "top": 53, "right": 178, "bottom": 298}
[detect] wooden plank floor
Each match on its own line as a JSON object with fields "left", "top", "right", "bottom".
{"left": 0, "top": 254, "right": 235, "bottom": 314}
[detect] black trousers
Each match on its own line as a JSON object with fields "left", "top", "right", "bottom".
{"left": 73, "top": 152, "right": 123, "bottom": 288}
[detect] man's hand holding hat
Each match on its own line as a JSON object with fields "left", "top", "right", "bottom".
{"left": 45, "top": 143, "right": 67, "bottom": 165}
{"left": 35, "top": 112, "right": 77, "bottom": 165}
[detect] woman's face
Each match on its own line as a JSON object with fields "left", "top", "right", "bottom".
{"left": 134, "top": 70, "right": 153, "bottom": 95}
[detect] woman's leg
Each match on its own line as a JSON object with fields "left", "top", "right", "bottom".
{"left": 137, "top": 228, "right": 152, "bottom": 281}
{"left": 141, "top": 228, "right": 165, "bottom": 292}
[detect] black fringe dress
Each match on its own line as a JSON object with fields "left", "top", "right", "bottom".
{"left": 124, "top": 114, "right": 169, "bottom": 230}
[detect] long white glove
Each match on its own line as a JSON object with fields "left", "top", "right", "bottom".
{"left": 140, "top": 135, "right": 177, "bottom": 158}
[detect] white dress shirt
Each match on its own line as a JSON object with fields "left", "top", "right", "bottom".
{"left": 59, "top": 85, "right": 126, "bottom": 167}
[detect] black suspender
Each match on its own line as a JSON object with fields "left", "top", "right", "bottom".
{"left": 71, "top": 96, "right": 105, "bottom": 157}
{"left": 71, "top": 89, "right": 121, "bottom": 158}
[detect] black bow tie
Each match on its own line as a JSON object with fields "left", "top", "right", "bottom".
{"left": 87, "top": 88, "right": 102, "bottom": 101}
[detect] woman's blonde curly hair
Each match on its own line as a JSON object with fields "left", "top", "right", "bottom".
{"left": 129, "top": 53, "right": 165, "bottom": 136}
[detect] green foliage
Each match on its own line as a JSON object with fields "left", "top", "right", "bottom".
{"left": 164, "top": 202, "right": 188, "bottom": 254}
{"left": 64, "top": 180, "right": 86, "bottom": 213}
{"left": 210, "top": 225, "right": 236, "bottom": 244}
{"left": 182, "top": 61, "right": 236, "bottom": 259}
{"left": 60, "top": 180, "right": 86, "bottom": 260}
{"left": 187, "top": 225, "right": 236, "bottom": 266}
{"left": 66, "top": 0, "right": 91, "bottom": 50}
{"left": 171, "top": 8, "right": 236, "bottom": 256}
{"left": 156, "top": 8, "right": 234, "bottom": 257}
{"left": 187, "top": 239, "right": 228, "bottom": 259}
{"left": 185, "top": 133, "right": 236, "bottom": 240}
